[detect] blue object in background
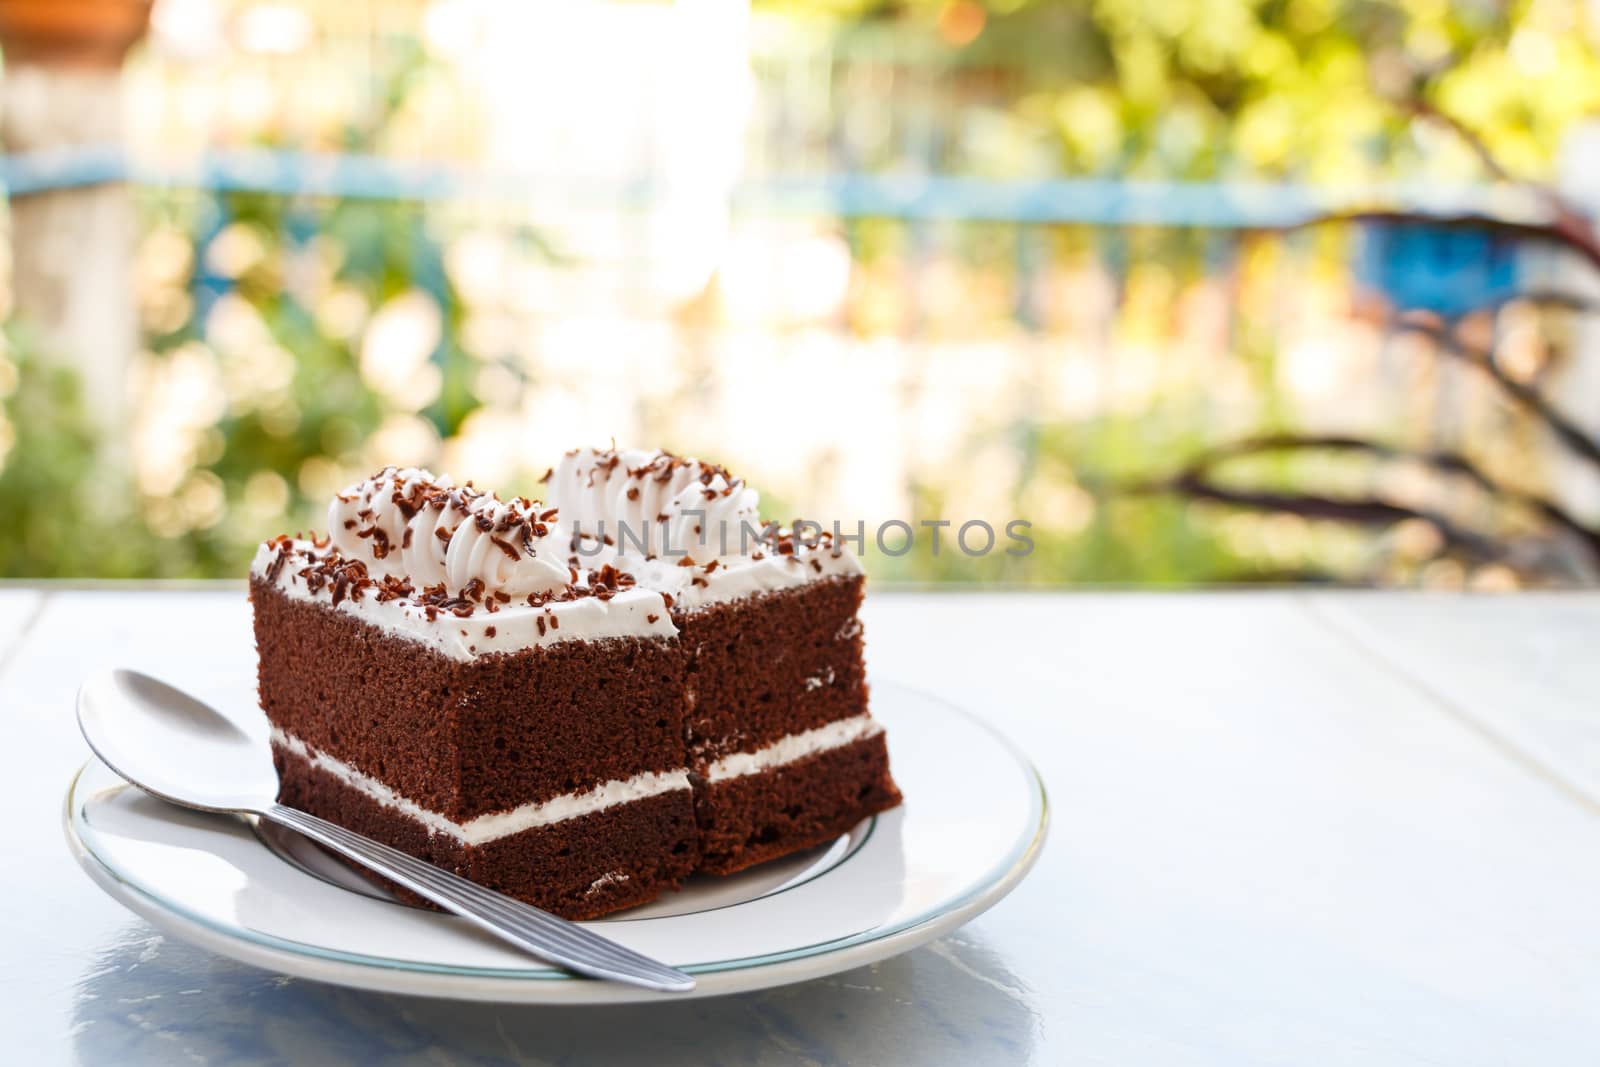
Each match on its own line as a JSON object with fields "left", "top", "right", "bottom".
{"left": 1356, "top": 222, "right": 1521, "bottom": 316}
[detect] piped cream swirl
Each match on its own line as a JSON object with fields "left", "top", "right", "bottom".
{"left": 327, "top": 467, "right": 568, "bottom": 598}
{"left": 548, "top": 447, "right": 760, "bottom": 559}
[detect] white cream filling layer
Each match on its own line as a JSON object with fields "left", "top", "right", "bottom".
{"left": 271, "top": 712, "right": 882, "bottom": 843}
{"left": 270, "top": 728, "right": 691, "bottom": 847}
{"left": 704, "top": 713, "right": 882, "bottom": 783}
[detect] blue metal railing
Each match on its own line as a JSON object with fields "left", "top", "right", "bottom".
{"left": 0, "top": 144, "right": 1559, "bottom": 315}
{"left": 0, "top": 144, "right": 1543, "bottom": 229}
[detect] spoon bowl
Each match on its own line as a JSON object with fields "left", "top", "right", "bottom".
{"left": 77, "top": 669, "right": 277, "bottom": 814}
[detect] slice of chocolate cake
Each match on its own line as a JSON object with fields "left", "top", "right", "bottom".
{"left": 546, "top": 448, "right": 902, "bottom": 874}
{"left": 251, "top": 468, "right": 698, "bottom": 920}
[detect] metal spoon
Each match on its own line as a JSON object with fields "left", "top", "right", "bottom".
{"left": 76, "top": 669, "right": 695, "bottom": 993}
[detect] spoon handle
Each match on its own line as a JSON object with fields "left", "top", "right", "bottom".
{"left": 262, "top": 803, "right": 695, "bottom": 993}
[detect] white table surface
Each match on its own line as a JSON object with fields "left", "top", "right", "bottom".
{"left": 5, "top": 587, "right": 1599, "bottom": 1065}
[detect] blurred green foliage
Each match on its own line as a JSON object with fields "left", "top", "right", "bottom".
{"left": 2, "top": 0, "right": 1597, "bottom": 587}
{"left": 763, "top": 0, "right": 1598, "bottom": 181}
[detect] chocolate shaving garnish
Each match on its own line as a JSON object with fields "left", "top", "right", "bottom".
{"left": 536, "top": 616, "right": 547, "bottom": 637}
{"left": 375, "top": 575, "right": 413, "bottom": 602}
{"left": 646, "top": 613, "right": 659, "bottom": 624}
{"left": 484, "top": 626, "right": 496, "bottom": 638}
{"left": 589, "top": 563, "right": 631, "bottom": 593}
{"left": 489, "top": 535, "right": 520, "bottom": 561}
{"left": 264, "top": 544, "right": 289, "bottom": 583}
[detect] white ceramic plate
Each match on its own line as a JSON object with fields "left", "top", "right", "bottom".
{"left": 63, "top": 681, "right": 1047, "bottom": 1003}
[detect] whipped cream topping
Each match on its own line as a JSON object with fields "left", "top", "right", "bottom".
{"left": 612, "top": 541, "right": 863, "bottom": 612}
{"left": 253, "top": 453, "right": 866, "bottom": 656}
{"left": 251, "top": 538, "right": 674, "bottom": 660}
{"left": 328, "top": 467, "right": 569, "bottom": 599}
{"left": 547, "top": 447, "right": 760, "bottom": 561}
{"left": 550, "top": 447, "right": 863, "bottom": 610}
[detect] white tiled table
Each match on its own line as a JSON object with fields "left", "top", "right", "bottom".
{"left": 5, "top": 587, "right": 1599, "bottom": 1064}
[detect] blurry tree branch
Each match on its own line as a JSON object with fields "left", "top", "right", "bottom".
{"left": 1391, "top": 313, "right": 1600, "bottom": 471}
{"left": 1258, "top": 103, "right": 1600, "bottom": 274}
{"left": 1123, "top": 468, "right": 1509, "bottom": 565}
{"left": 1134, "top": 98, "right": 1600, "bottom": 583}
{"left": 1130, "top": 434, "right": 1600, "bottom": 566}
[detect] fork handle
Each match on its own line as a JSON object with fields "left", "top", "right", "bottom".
{"left": 262, "top": 803, "right": 694, "bottom": 992}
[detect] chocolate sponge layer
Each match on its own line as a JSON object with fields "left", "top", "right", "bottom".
{"left": 694, "top": 731, "right": 901, "bottom": 875}
{"left": 252, "top": 577, "right": 688, "bottom": 819}
{"left": 675, "top": 575, "right": 869, "bottom": 765}
{"left": 674, "top": 574, "right": 901, "bottom": 874}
